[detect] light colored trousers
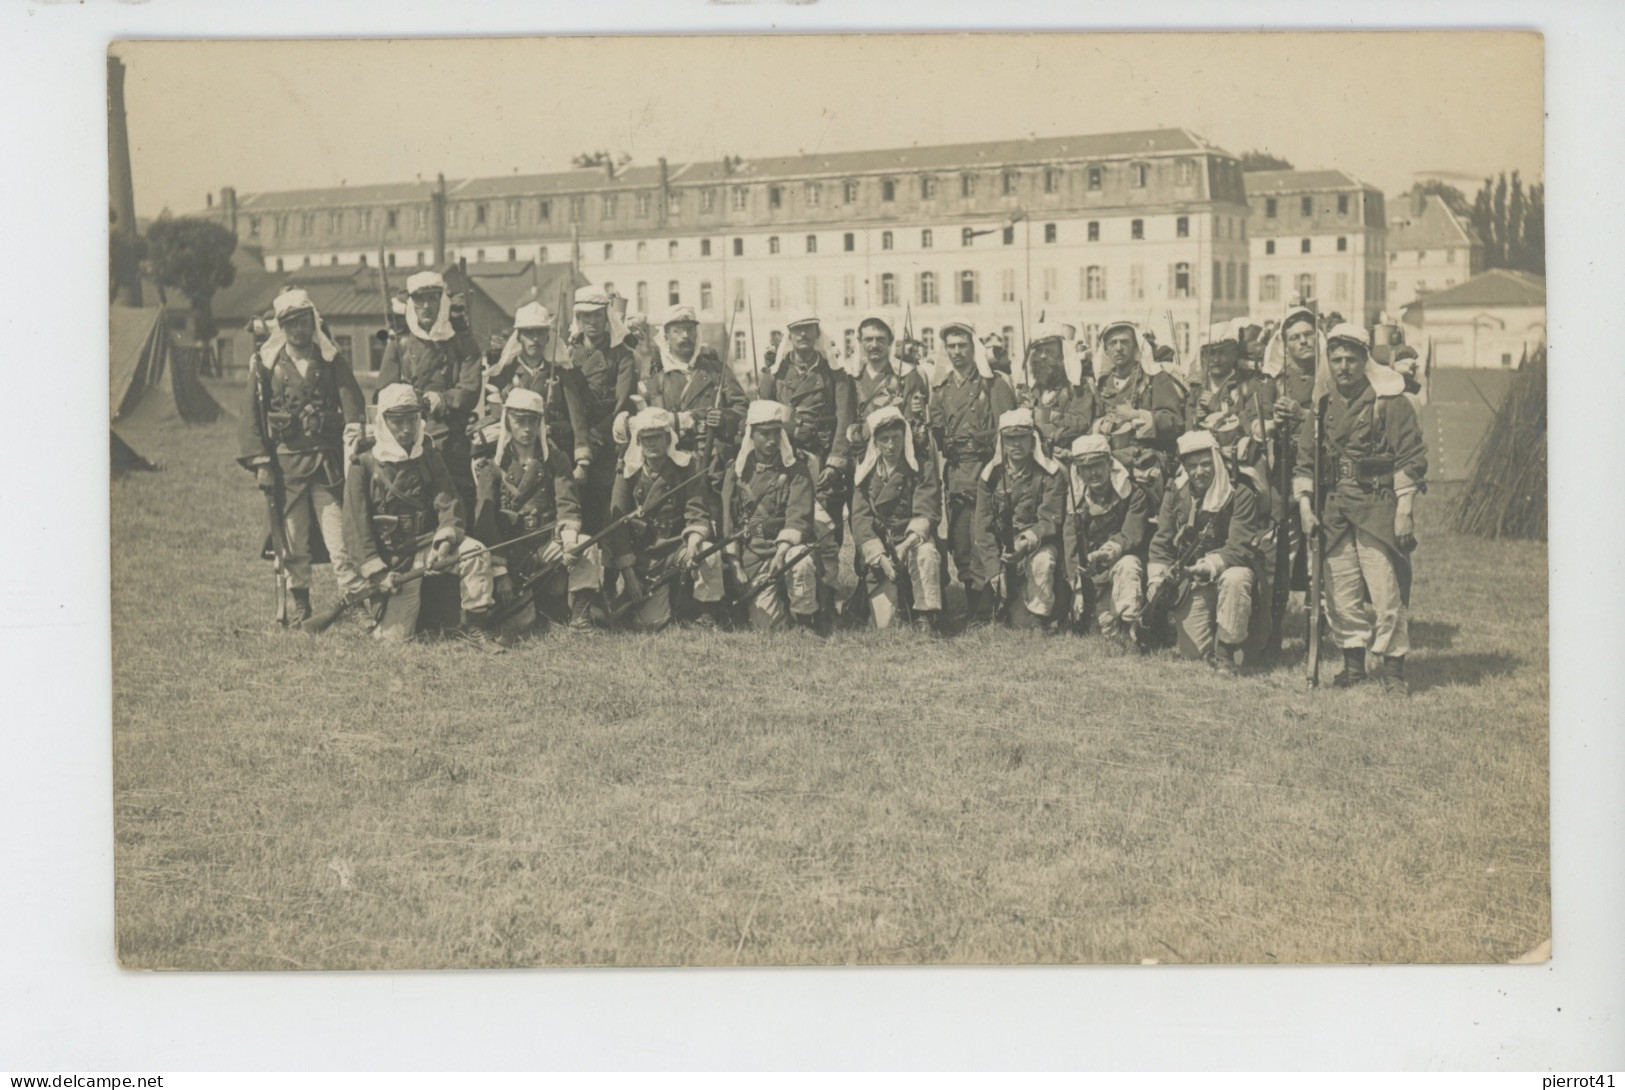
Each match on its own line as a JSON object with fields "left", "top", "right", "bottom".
{"left": 1325, "top": 527, "right": 1409, "bottom": 656}
{"left": 1092, "top": 554, "right": 1145, "bottom": 636}
{"left": 1002, "top": 542, "right": 1059, "bottom": 625}
{"left": 1171, "top": 565, "right": 1255, "bottom": 660}
{"left": 282, "top": 479, "right": 365, "bottom": 595}
{"left": 744, "top": 550, "right": 820, "bottom": 631}
{"left": 867, "top": 540, "right": 943, "bottom": 629}
{"left": 625, "top": 550, "right": 726, "bottom": 631}
{"left": 372, "top": 539, "right": 495, "bottom": 641}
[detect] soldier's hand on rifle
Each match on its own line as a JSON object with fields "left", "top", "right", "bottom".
{"left": 1394, "top": 502, "right": 1417, "bottom": 552}
{"left": 875, "top": 554, "right": 898, "bottom": 583}
{"left": 1011, "top": 530, "right": 1039, "bottom": 561}
{"left": 1298, "top": 495, "right": 1320, "bottom": 535}
{"left": 560, "top": 528, "right": 584, "bottom": 566}
{"left": 377, "top": 570, "right": 400, "bottom": 595}
{"left": 1086, "top": 546, "right": 1114, "bottom": 571}
{"left": 254, "top": 466, "right": 276, "bottom": 493}
{"left": 703, "top": 408, "right": 723, "bottom": 430}
{"left": 769, "top": 543, "right": 792, "bottom": 576}
{"left": 895, "top": 532, "right": 920, "bottom": 560}
{"left": 423, "top": 390, "right": 445, "bottom": 418}
{"left": 538, "top": 538, "right": 564, "bottom": 567}
{"left": 817, "top": 464, "right": 837, "bottom": 490}
{"left": 1273, "top": 396, "right": 1301, "bottom": 424}
{"left": 573, "top": 459, "right": 590, "bottom": 483}
{"left": 681, "top": 535, "right": 703, "bottom": 570}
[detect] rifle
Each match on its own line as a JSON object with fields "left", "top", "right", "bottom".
{"left": 1060, "top": 460, "right": 1093, "bottom": 630}
{"left": 485, "top": 461, "right": 712, "bottom": 627}
{"left": 732, "top": 543, "right": 816, "bottom": 603}
{"left": 302, "top": 521, "right": 560, "bottom": 634}
{"left": 991, "top": 470, "right": 1020, "bottom": 622}
{"left": 252, "top": 351, "right": 293, "bottom": 626}
{"left": 1136, "top": 520, "right": 1210, "bottom": 651}
{"left": 746, "top": 294, "right": 760, "bottom": 390}
{"left": 1261, "top": 378, "right": 1292, "bottom": 662}
{"left": 1306, "top": 393, "right": 1326, "bottom": 687}
{"left": 606, "top": 525, "right": 749, "bottom": 624}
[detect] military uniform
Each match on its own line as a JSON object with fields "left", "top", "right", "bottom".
{"left": 236, "top": 290, "right": 368, "bottom": 613}
{"left": 849, "top": 406, "right": 944, "bottom": 629}
{"left": 486, "top": 353, "right": 591, "bottom": 470}
{"left": 972, "top": 409, "right": 1068, "bottom": 628}
{"left": 1061, "top": 435, "right": 1152, "bottom": 637}
{"left": 1294, "top": 324, "right": 1428, "bottom": 690}
{"left": 721, "top": 402, "right": 819, "bottom": 631}
{"left": 1148, "top": 432, "right": 1272, "bottom": 665}
{"left": 929, "top": 328, "right": 1018, "bottom": 607}
{"left": 567, "top": 292, "right": 639, "bottom": 539}
{"left": 853, "top": 362, "right": 931, "bottom": 434}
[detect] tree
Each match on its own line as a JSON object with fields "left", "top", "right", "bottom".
{"left": 146, "top": 215, "right": 237, "bottom": 344}
{"left": 1417, "top": 180, "right": 1472, "bottom": 218}
{"left": 1239, "top": 149, "right": 1294, "bottom": 172}
{"left": 571, "top": 150, "right": 633, "bottom": 176}
{"left": 1467, "top": 171, "right": 1544, "bottom": 276}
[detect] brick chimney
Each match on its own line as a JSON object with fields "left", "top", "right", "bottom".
{"left": 657, "top": 156, "right": 669, "bottom": 228}
{"left": 220, "top": 186, "right": 238, "bottom": 234}
{"left": 1411, "top": 184, "right": 1427, "bottom": 218}
{"left": 432, "top": 173, "right": 447, "bottom": 266}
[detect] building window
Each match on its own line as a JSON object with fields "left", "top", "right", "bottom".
{"left": 921, "top": 328, "right": 936, "bottom": 354}
{"left": 881, "top": 231, "right": 894, "bottom": 251}
{"left": 330, "top": 255, "right": 339, "bottom": 265}
{"left": 1174, "top": 322, "right": 1191, "bottom": 356}
{"left": 1042, "top": 267, "right": 1058, "bottom": 303}
{"left": 880, "top": 273, "right": 898, "bottom": 306}
{"left": 733, "top": 330, "right": 747, "bottom": 361}
{"left": 1266, "top": 240, "right": 1276, "bottom": 255}
{"left": 604, "top": 243, "right": 614, "bottom": 260}
{"left": 1132, "top": 163, "right": 1149, "bottom": 188}
{"left": 961, "top": 174, "right": 976, "bottom": 198}
{"left": 701, "top": 188, "right": 716, "bottom": 213}
{"left": 843, "top": 232, "right": 855, "bottom": 252}
{"left": 806, "top": 235, "right": 817, "bottom": 254}
{"left": 636, "top": 193, "right": 651, "bottom": 218}
{"left": 538, "top": 199, "right": 552, "bottom": 221}
{"left": 1240, "top": 263, "right": 1248, "bottom": 301}
{"left": 1213, "top": 261, "right": 1223, "bottom": 301}
{"left": 668, "top": 192, "right": 682, "bottom": 217}
{"left": 1173, "top": 262, "right": 1192, "bottom": 298}
{"left": 507, "top": 199, "right": 521, "bottom": 226}
{"left": 920, "top": 176, "right": 937, "bottom": 200}
{"left": 1337, "top": 236, "right": 1348, "bottom": 252}
{"left": 1301, "top": 196, "right": 1313, "bottom": 217}
{"left": 1265, "top": 198, "right": 1277, "bottom": 219}
{"left": 882, "top": 179, "right": 896, "bottom": 202}
{"left": 537, "top": 245, "right": 549, "bottom": 264}
{"left": 602, "top": 195, "right": 617, "bottom": 221}
{"left": 1226, "top": 261, "right": 1237, "bottom": 301}
{"left": 634, "top": 282, "right": 648, "bottom": 314}
{"left": 957, "top": 227, "right": 971, "bottom": 248}
{"left": 1176, "top": 216, "right": 1189, "bottom": 238}
{"left": 805, "top": 182, "right": 821, "bottom": 207}
{"left": 1087, "top": 221, "right": 1100, "bottom": 242}
{"left": 958, "top": 270, "right": 980, "bottom": 304}
{"left": 663, "top": 240, "right": 675, "bottom": 260}
{"left": 1334, "top": 271, "right": 1349, "bottom": 301}
{"left": 768, "top": 185, "right": 782, "bottom": 210}
{"left": 334, "top": 335, "right": 353, "bottom": 362}
{"left": 1003, "top": 171, "right": 1017, "bottom": 196}
{"left": 274, "top": 256, "right": 284, "bottom": 272}
{"left": 921, "top": 229, "right": 933, "bottom": 249}
{"left": 1301, "top": 238, "right": 1311, "bottom": 254}
{"left": 1044, "top": 168, "right": 1059, "bottom": 194}
{"left": 1003, "top": 326, "right": 1017, "bottom": 351}
{"left": 636, "top": 241, "right": 648, "bottom": 261}
{"left": 506, "top": 247, "right": 517, "bottom": 261}
{"left": 1002, "top": 226, "right": 1015, "bottom": 245}
{"left": 1338, "top": 194, "right": 1350, "bottom": 215}
{"left": 1131, "top": 219, "right": 1144, "bottom": 240}
{"left": 919, "top": 271, "right": 938, "bottom": 305}
{"left": 415, "top": 251, "right": 424, "bottom": 266}
{"left": 804, "top": 276, "right": 818, "bottom": 309}
{"left": 1260, "top": 274, "right": 1279, "bottom": 302}
{"left": 386, "top": 210, "right": 399, "bottom": 231}
{"left": 768, "top": 277, "right": 781, "bottom": 309}
{"left": 732, "top": 187, "right": 749, "bottom": 211}
{"left": 1130, "top": 264, "right": 1145, "bottom": 301}
{"left": 1297, "top": 272, "right": 1315, "bottom": 300}
{"left": 359, "top": 253, "right": 369, "bottom": 267}
{"left": 1177, "top": 159, "right": 1194, "bottom": 185}
{"left": 1084, "top": 265, "right": 1105, "bottom": 301}
{"left": 700, "top": 239, "right": 712, "bottom": 257}
{"left": 843, "top": 180, "right": 859, "bottom": 204}
{"left": 733, "top": 237, "right": 744, "bottom": 257}
{"left": 667, "top": 280, "right": 681, "bottom": 306}
{"left": 1087, "top": 166, "right": 1102, "bottom": 191}
{"left": 1044, "top": 223, "right": 1057, "bottom": 244}
{"left": 569, "top": 196, "right": 584, "bottom": 223}
{"left": 1000, "top": 269, "right": 1016, "bottom": 303}
{"left": 768, "top": 236, "right": 780, "bottom": 255}
{"left": 843, "top": 274, "right": 857, "bottom": 308}
{"left": 327, "top": 210, "right": 341, "bottom": 234}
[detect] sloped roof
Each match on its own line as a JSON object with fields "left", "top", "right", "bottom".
{"left": 1414, "top": 268, "right": 1544, "bottom": 309}
{"left": 469, "top": 261, "right": 587, "bottom": 318}
{"left": 1387, "top": 193, "right": 1478, "bottom": 252}
{"left": 1243, "top": 169, "right": 1369, "bottom": 193}
{"left": 237, "top": 179, "right": 442, "bottom": 212}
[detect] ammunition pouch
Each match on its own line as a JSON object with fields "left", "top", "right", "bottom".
{"left": 1329, "top": 454, "right": 1396, "bottom": 493}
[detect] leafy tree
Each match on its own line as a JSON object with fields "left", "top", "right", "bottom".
{"left": 146, "top": 215, "right": 237, "bottom": 342}
{"left": 1468, "top": 171, "right": 1544, "bottom": 276}
{"left": 1417, "top": 180, "right": 1472, "bottom": 218}
{"left": 1239, "top": 149, "right": 1295, "bottom": 172}
{"left": 571, "top": 150, "right": 633, "bottom": 176}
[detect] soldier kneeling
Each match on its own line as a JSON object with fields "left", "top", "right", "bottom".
{"left": 344, "top": 383, "right": 496, "bottom": 642}
{"left": 1063, "top": 433, "right": 1152, "bottom": 639}
{"left": 721, "top": 401, "right": 819, "bottom": 632}
{"left": 1145, "top": 430, "right": 1271, "bottom": 672}
{"left": 972, "top": 408, "right": 1068, "bottom": 630}
{"left": 850, "top": 406, "right": 944, "bottom": 631}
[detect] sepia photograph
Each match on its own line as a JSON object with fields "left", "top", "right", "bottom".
{"left": 107, "top": 31, "right": 1550, "bottom": 972}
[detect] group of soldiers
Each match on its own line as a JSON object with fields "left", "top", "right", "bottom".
{"left": 237, "top": 270, "right": 1428, "bottom": 693}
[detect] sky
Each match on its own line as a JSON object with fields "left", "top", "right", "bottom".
{"left": 118, "top": 32, "right": 1543, "bottom": 218}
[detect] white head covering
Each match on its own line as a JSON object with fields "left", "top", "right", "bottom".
{"left": 1068, "top": 432, "right": 1132, "bottom": 507}
{"left": 373, "top": 383, "right": 426, "bottom": 463}
{"left": 982, "top": 406, "right": 1060, "bottom": 481}
{"left": 1261, "top": 304, "right": 1327, "bottom": 383}
{"left": 735, "top": 399, "right": 796, "bottom": 476}
{"left": 256, "top": 288, "right": 340, "bottom": 368}
{"left": 494, "top": 385, "right": 548, "bottom": 467}
{"left": 623, "top": 406, "right": 693, "bottom": 477}
{"left": 1203, "top": 321, "right": 1239, "bottom": 347}
{"left": 1175, "top": 429, "right": 1233, "bottom": 514}
{"left": 934, "top": 319, "right": 994, "bottom": 382}
{"left": 404, "top": 271, "right": 455, "bottom": 342}
{"left": 1028, "top": 321, "right": 1086, "bottom": 388}
{"left": 854, "top": 405, "right": 918, "bottom": 485}
{"left": 1326, "top": 322, "right": 1406, "bottom": 398}
{"left": 653, "top": 304, "right": 702, "bottom": 374}
{"left": 1096, "top": 316, "right": 1169, "bottom": 377}
{"left": 493, "top": 301, "right": 554, "bottom": 375}
{"left": 569, "top": 285, "right": 631, "bottom": 349}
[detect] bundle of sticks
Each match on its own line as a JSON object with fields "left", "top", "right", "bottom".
{"left": 1453, "top": 346, "right": 1547, "bottom": 541}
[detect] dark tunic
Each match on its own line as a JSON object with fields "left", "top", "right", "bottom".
{"left": 470, "top": 443, "right": 580, "bottom": 567}
{"left": 721, "top": 451, "right": 817, "bottom": 575}
{"left": 1093, "top": 365, "right": 1186, "bottom": 455}
{"left": 237, "top": 345, "right": 364, "bottom": 487}
{"left": 929, "top": 366, "right": 1018, "bottom": 500}
{"left": 1030, "top": 381, "right": 1098, "bottom": 455}
{"left": 853, "top": 364, "right": 931, "bottom": 436}
{"left": 1149, "top": 474, "right": 1270, "bottom": 578}
{"left": 639, "top": 349, "right": 749, "bottom": 461}
{"left": 850, "top": 440, "right": 943, "bottom": 557}
{"left": 605, "top": 457, "right": 713, "bottom": 577}
{"left": 342, "top": 447, "right": 463, "bottom": 577}
{"left": 1063, "top": 478, "right": 1152, "bottom": 583}
{"left": 568, "top": 335, "right": 639, "bottom": 454}
{"left": 757, "top": 351, "right": 858, "bottom": 468}
{"left": 487, "top": 354, "right": 592, "bottom": 467}
{"left": 376, "top": 331, "right": 483, "bottom": 449}
{"left": 970, "top": 459, "right": 1067, "bottom": 588}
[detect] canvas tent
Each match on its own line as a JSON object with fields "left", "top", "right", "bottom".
{"left": 111, "top": 304, "right": 222, "bottom": 425}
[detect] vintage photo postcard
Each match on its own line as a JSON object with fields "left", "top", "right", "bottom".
{"left": 109, "top": 32, "right": 1547, "bottom": 970}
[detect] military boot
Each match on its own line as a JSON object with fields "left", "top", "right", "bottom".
{"left": 1332, "top": 647, "right": 1367, "bottom": 688}
{"left": 568, "top": 591, "right": 599, "bottom": 632}
{"left": 290, "top": 587, "right": 313, "bottom": 624}
{"left": 1213, "top": 640, "right": 1244, "bottom": 676}
{"left": 1379, "top": 654, "right": 1409, "bottom": 697}
{"left": 815, "top": 585, "right": 837, "bottom": 637}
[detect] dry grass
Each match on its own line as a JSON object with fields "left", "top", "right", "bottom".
{"left": 112, "top": 403, "right": 1549, "bottom": 969}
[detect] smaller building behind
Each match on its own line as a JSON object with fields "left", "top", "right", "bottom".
{"left": 1386, "top": 185, "right": 1483, "bottom": 314}
{"left": 1408, "top": 268, "right": 1544, "bottom": 370}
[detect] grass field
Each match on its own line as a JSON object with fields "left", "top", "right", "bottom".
{"left": 111, "top": 395, "right": 1550, "bottom": 969}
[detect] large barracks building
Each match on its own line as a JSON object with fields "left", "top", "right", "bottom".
{"left": 204, "top": 128, "right": 1278, "bottom": 363}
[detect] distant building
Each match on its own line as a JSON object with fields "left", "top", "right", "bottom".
{"left": 1245, "top": 169, "right": 1388, "bottom": 326}
{"left": 196, "top": 128, "right": 1255, "bottom": 365}
{"left": 1385, "top": 186, "right": 1483, "bottom": 314}
{"left": 1408, "top": 268, "right": 1544, "bottom": 369}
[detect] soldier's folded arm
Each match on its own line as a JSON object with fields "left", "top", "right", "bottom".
{"left": 342, "top": 460, "right": 389, "bottom": 580}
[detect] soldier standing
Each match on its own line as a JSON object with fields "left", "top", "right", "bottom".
{"left": 972, "top": 408, "right": 1068, "bottom": 630}
{"left": 1146, "top": 430, "right": 1272, "bottom": 672}
{"left": 469, "top": 387, "right": 584, "bottom": 635}
{"left": 849, "top": 405, "right": 944, "bottom": 631}
{"left": 343, "top": 383, "right": 497, "bottom": 642}
{"left": 486, "top": 301, "right": 591, "bottom": 481}
{"left": 1188, "top": 320, "right": 1277, "bottom": 499}
{"left": 376, "top": 271, "right": 484, "bottom": 518}
{"left": 1295, "top": 323, "right": 1428, "bottom": 693}
{"left": 721, "top": 401, "right": 820, "bottom": 632}
{"left": 1091, "top": 317, "right": 1187, "bottom": 512}
{"left": 928, "top": 319, "right": 1017, "bottom": 624}
{"left": 1062, "top": 433, "right": 1152, "bottom": 639}
{"left": 851, "top": 314, "right": 931, "bottom": 431}
{"left": 236, "top": 288, "right": 367, "bottom": 622}
{"left": 1025, "top": 322, "right": 1098, "bottom": 456}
